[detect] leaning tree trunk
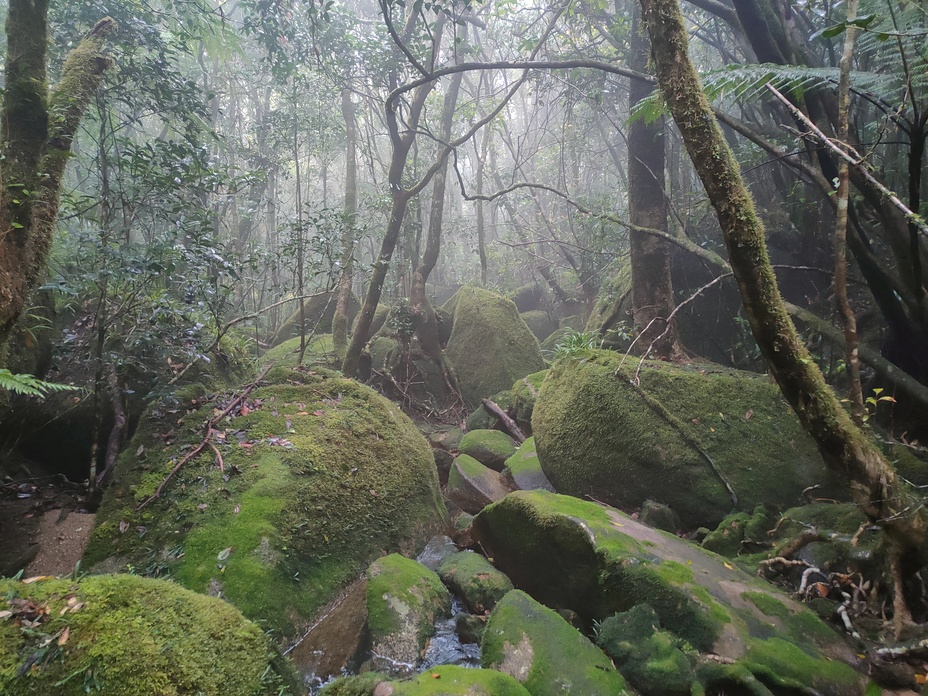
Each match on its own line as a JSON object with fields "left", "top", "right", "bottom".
{"left": 627, "top": 3, "right": 683, "bottom": 360}
{"left": 0, "top": 12, "right": 115, "bottom": 361}
{"left": 638, "top": 0, "right": 928, "bottom": 565}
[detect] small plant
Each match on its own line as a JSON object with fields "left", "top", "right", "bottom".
{"left": 0, "top": 369, "right": 79, "bottom": 398}
{"left": 551, "top": 330, "right": 602, "bottom": 359}
{"left": 863, "top": 387, "right": 896, "bottom": 422}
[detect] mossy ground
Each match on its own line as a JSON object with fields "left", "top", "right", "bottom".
{"left": 322, "top": 665, "right": 531, "bottom": 695}
{"left": 261, "top": 334, "right": 337, "bottom": 369}
{"left": 533, "top": 350, "right": 843, "bottom": 527}
{"left": 0, "top": 574, "right": 299, "bottom": 696}
{"left": 84, "top": 368, "right": 445, "bottom": 645}
{"left": 482, "top": 589, "right": 631, "bottom": 695}
{"left": 446, "top": 287, "right": 545, "bottom": 407}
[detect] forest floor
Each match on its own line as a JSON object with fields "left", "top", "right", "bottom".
{"left": 0, "top": 475, "right": 94, "bottom": 578}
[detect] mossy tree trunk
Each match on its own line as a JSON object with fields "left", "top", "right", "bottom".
{"left": 0, "top": 10, "right": 115, "bottom": 362}
{"left": 638, "top": 0, "right": 928, "bottom": 565}
{"left": 627, "top": 3, "right": 683, "bottom": 360}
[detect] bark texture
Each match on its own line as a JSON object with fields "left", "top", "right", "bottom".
{"left": 0, "top": 13, "right": 116, "bottom": 358}
{"left": 639, "top": 0, "right": 928, "bottom": 560}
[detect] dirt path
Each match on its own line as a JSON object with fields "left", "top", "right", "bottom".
{"left": 0, "top": 478, "right": 94, "bottom": 578}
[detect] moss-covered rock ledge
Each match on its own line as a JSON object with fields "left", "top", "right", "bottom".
{"left": 533, "top": 351, "right": 845, "bottom": 527}
{"left": 0, "top": 574, "right": 300, "bottom": 696}
{"left": 474, "top": 491, "right": 866, "bottom": 696}
{"left": 84, "top": 367, "right": 446, "bottom": 647}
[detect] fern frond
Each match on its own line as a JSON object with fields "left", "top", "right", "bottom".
{"left": 0, "top": 369, "right": 80, "bottom": 398}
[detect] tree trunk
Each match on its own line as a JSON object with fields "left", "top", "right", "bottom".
{"left": 333, "top": 85, "right": 359, "bottom": 359}
{"left": 627, "top": 3, "right": 683, "bottom": 360}
{"left": 639, "top": 0, "right": 928, "bottom": 566}
{"left": 0, "top": 14, "right": 115, "bottom": 360}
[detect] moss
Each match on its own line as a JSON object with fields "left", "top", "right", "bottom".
{"left": 438, "top": 551, "right": 513, "bottom": 614}
{"left": 740, "top": 637, "right": 862, "bottom": 696}
{"left": 596, "top": 604, "right": 696, "bottom": 696}
{"left": 520, "top": 310, "right": 558, "bottom": 342}
{"left": 586, "top": 263, "right": 631, "bottom": 332}
{"left": 701, "top": 511, "right": 751, "bottom": 557}
{"left": 320, "top": 672, "right": 389, "bottom": 696}
{"left": 446, "top": 287, "right": 546, "bottom": 407}
{"left": 394, "top": 665, "right": 531, "bottom": 695}
{"left": 366, "top": 553, "right": 450, "bottom": 640}
{"left": 465, "top": 390, "right": 514, "bottom": 431}
{"left": 261, "top": 334, "right": 337, "bottom": 369}
{"left": 458, "top": 429, "right": 517, "bottom": 470}
{"left": 84, "top": 369, "right": 445, "bottom": 646}
{"left": 271, "top": 291, "right": 360, "bottom": 346}
{"left": 0, "top": 574, "right": 299, "bottom": 696}
{"left": 509, "top": 370, "right": 547, "bottom": 431}
{"left": 509, "top": 284, "right": 546, "bottom": 313}
{"left": 482, "top": 590, "right": 631, "bottom": 695}
{"left": 532, "top": 351, "right": 844, "bottom": 528}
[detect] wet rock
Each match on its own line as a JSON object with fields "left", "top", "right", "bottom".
{"left": 322, "top": 665, "right": 531, "bottom": 695}
{"left": 445, "top": 454, "right": 512, "bottom": 514}
{"left": 416, "top": 535, "right": 459, "bottom": 574}
{"left": 502, "top": 438, "right": 554, "bottom": 493}
{"left": 474, "top": 491, "right": 866, "bottom": 696}
{"left": 482, "top": 590, "right": 631, "bottom": 695}
{"left": 366, "top": 554, "right": 451, "bottom": 676}
{"left": 455, "top": 613, "right": 486, "bottom": 644}
{"left": 438, "top": 551, "right": 513, "bottom": 615}
{"left": 458, "top": 429, "right": 517, "bottom": 471}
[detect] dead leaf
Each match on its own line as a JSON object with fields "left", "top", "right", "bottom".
{"left": 0, "top": 610, "right": 12, "bottom": 620}
{"left": 744, "top": 409, "right": 753, "bottom": 421}
{"left": 234, "top": 505, "right": 240, "bottom": 515}
{"left": 197, "top": 504, "right": 208, "bottom": 511}
{"left": 240, "top": 404, "right": 251, "bottom": 416}
{"left": 119, "top": 520, "right": 129, "bottom": 534}
{"left": 311, "top": 411, "right": 323, "bottom": 417}
{"left": 217, "top": 547, "right": 233, "bottom": 562}
{"left": 723, "top": 561, "right": 733, "bottom": 570}
{"left": 57, "top": 627, "right": 70, "bottom": 646}
{"left": 22, "top": 577, "right": 50, "bottom": 584}
{"left": 431, "top": 673, "right": 441, "bottom": 679}
{"left": 136, "top": 444, "right": 145, "bottom": 456}
{"left": 370, "top": 490, "right": 379, "bottom": 497}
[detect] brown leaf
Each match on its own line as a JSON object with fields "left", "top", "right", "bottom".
{"left": 240, "top": 405, "right": 251, "bottom": 416}
{"left": 119, "top": 520, "right": 129, "bottom": 534}
{"left": 233, "top": 505, "right": 240, "bottom": 515}
{"left": 57, "top": 627, "right": 70, "bottom": 646}
{"left": 311, "top": 410, "right": 324, "bottom": 417}
{"left": 744, "top": 409, "right": 754, "bottom": 421}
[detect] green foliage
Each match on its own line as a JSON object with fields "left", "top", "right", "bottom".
{"left": 0, "top": 370, "right": 79, "bottom": 398}
{"left": 549, "top": 329, "right": 602, "bottom": 359}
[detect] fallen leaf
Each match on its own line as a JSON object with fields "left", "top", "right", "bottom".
{"left": 217, "top": 547, "right": 233, "bottom": 562}
{"left": 240, "top": 405, "right": 251, "bottom": 416}
{"left": 312, "top": 410, "right": 324, "bottom": 417}
{"left": 370, "top": 490, "right": 379, "bottom": 497}
{"left": 723, "top": 561, "right": 733, "bottom": 570}
{"left": 197, "top": 504, "right": 208, "bottom": 511}
{"left": 744, "top": 409, "right": 753, "bottom": 421}
{"left": 57, "top": 627, "right": 70, "bottom": 646}
{"left": 0, "top": 610, "right": 12, "bottom": 620}
{"left": 234, "top": 505, "right": 240, "bottom": 515}
{"left": 431, "top": 673, "right": 441, "bottom": 679}
{"left": 136, "top": 444, "right": 145, "bottom": 456}
{"left": 22, "top": 577, "right": 51, "bottom": 584}
{"left": 119, "top": 520, "right": 129, "bottom": 534}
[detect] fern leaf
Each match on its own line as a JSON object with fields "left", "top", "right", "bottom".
{"left": 0, "top": 370, "right": 80, "bottom": 397}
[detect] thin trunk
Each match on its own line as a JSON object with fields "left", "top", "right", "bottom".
{"left": 475, "top": 122, "right": 491, "bottom": 286}
{"left": 640, "top": 0, "right": 928, "bottom": 573}
{"left": 333, "top": 85, "right": 358, "bottom": 359}
{"left": 628, "top": 3, "right": 683, "bottom": 360}
{"left": 834, "top": 0, "right": 864, "bottom": 424}
{"left": 294, "top": 115, "right": 307, "bottom": 364}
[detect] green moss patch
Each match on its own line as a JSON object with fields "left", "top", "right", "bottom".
{"left": 323, "top": 665, "right": 531, "bottom": 695}
{"left": 458, "top": 429, "right": 517, "bottom": 471}
{"left": 520, "top": 310, "right": 558, "bottom": 342}
{"left": 438, "top": 551, "right": 513, "bottom": 614}
{"left": 0, "top": 574, "right": 299, "bottom": 696}
{"left": 272, "top": 291, "right": 359, "bottom": 346}
{"left": 261, "top": 334, "right": 337, "bottom": 369}
{"left": 503, "top": 437, "right": 555, "bottom": 493}
{"left": 446, "top": 287, "right": 545, "bottom": 407}
{"left": 482, "top": 590, "right": 631, "bottom": 695}
{"left": 84, "top": 369, "right": 445, "bottom": 646}
{"left": 532, "top": 351, "right": 845, "bottom": 528}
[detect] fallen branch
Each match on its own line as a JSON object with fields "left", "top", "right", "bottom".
{"left": 137, "top": 366, "right": 271, "bottom": 510}
{"left": 481, "top": 398, "right": 527, "bottom": 444}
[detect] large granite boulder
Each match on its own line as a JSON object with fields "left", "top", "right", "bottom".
{"left": 474, "top": 491, "right": 865, "bottom": 696}
{"left": 0, "top": 574, "right": 300, "bottom": 696}
{"left": 533, "top": 351, "right": 845, "bottom": 527}
{"left": 446, "top": 287, "right": 545, "bottom": 407}
{"left": 84, "top": 367, "right": 446, "bottom": 648}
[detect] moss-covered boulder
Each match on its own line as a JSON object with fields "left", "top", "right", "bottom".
{"left": 272, "top": 290, "right": 360, "bottom": 346}
{"left": 519, "top": 310, "right": 558, "bottom": 342}
{"left": 510, "top": 284, "right": 546, "bottom": 313}
{"left": 84, "top": 368, "right": 446, "bottom": 647}
{"left": 366, "top": 336, "right": 454, "bottom": 408}
{"left": 446, "top": 454, "right": 512, "bottom": 514}
{"left": 0, "top": 574, "right": 299, "bottom": 696}
{"left": 366, "top": 554, "right": 451, "bottom": 674}
{"left": 482, "top": 590, "right": 631, "bottom": 695}
{"left": 533, "top": 351, "right": 845, "bottom": 528}
{"left": 639, "top": 499, "right": 681, "bottom": 534}
{"left": 701, "top": 506, "right": 776, "bottom": 558}
{"left": 261, "top": 334, "right": 337, "bottom": 368}
{"left": 509, "top": 371, "right": 546, "bottom": 433}
{"left": 502, "top": 438, "right": 554, "bottom": 493}
{"left": 438, "top": 551, "right": 513, "bottom": 615}
{"left": 474, "top": 491, "right": 865, "bottom": 695}
{"left": 322, "top": 665, "right": 531, "bottom": 695}
{"left": 446, "top": 287, "right": 545, "bottom": 407}
{"left": 458, "top": 430, "right": 517, "bottom": 471}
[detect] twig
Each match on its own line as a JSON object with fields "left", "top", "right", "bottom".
{"left": 137, "top": 366, "right": 271, "bottom": 510}
{"left": 480, "top": 398, "right": 527, "bottom": 444}
{"left": 208, "top": 440, "right": 224, "bottom": 474}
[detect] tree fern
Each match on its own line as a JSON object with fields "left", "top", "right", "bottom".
{"left": 0, "top": 370, "right": 80, "bottom": 398}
